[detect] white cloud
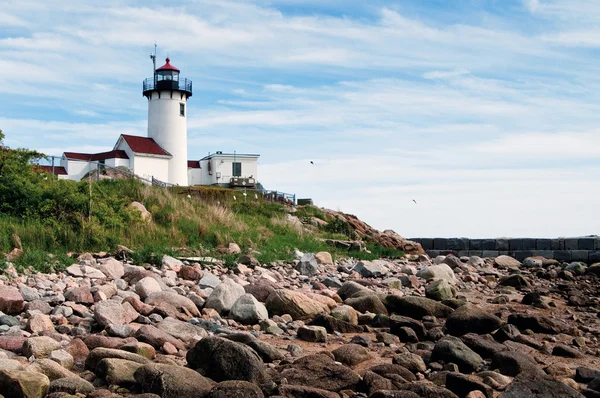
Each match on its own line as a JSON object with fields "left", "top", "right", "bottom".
{"left": 524, "top": 0, "right": 540, "bottom": 13}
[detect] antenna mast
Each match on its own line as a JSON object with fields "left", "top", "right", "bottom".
{"left": 150, "top": 43, "right": 157, "bottom": 75}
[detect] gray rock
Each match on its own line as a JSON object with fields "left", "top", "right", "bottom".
{"left": 384, "top": 295, "right": 454, "bottom": 319}
{"left": 136, "top": 277, "right": 162, "bottom": 300}
{"left": 565, "top": 262, "right": 587, "bottom": 275}
{"left": 199, "top": 273, "right": 222, "bottom": 289}
{"left": 230, "top": 294, "right": 268, "bottom": 325}
{"left": 425, "top": 279, "right": 455, "bottom": 301}
{"left": 19, "top": 286, "right": 41, "bottom": 302}
{"left": 499, "top": 371, "right": 583, "bottom": 398}
{"left": 417, "top": 264, "right": 457, "bottom": 284}
{"left": 145, "top": 291, "right": 200, "bottom": 317}
{"left": 431, "top": 336, "right": 483, "bottom": 373}
{"left": 49, "top": 376, "right": 95, "bottom": 395}
{"left": 135, "top": 363, "right": 214, "bottom": 398}
{"left": 345, "top": 295, "right": 388, "bottom": 315}
{"left": 186, "top": 337, "right": 270, "bottom": 384}
{"left": 205, "top": 278, "right": 246, "bottom": 314}
{"left": 157, "top": 317, "right": 208, "bottom": 346}
{"left": 296, "top": 253, "right": 319, "bottom": 276}
{"left": 354, "top": 260, "right": 390, "bottom": 277}
{"left": 94, "top": 300, "right": 139, "bottom": 327}
{"left": 332, "top": 344, "right": 372, "bottom": 366}
{"left": 445, "top": 304, "right": 504, "bottom": 336}
{"left": 298, "top": 326, "right": 328, "bottom": 343}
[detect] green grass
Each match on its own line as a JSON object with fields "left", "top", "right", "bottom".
{"left": 0, "top": 179, "right": 403, "bottom": 270}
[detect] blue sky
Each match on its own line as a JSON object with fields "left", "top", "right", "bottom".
{"left": 1, "top": 0, "right": 599, "bottom": 238}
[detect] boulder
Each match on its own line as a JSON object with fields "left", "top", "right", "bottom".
{"left": 296, "top": 253, "right": 320, "bottom": 276}
{"left": 389, "top": 315, "right": 427, "bottom": 340}
{"left": 384, "top": 295, "right": 454, "bottom": 319}
{"left": 49, "top": 377, "right": 95, "bottom": 395}
{"left": 0, "top": 369, "right": 49, "bottom": 398}
{"left": 392, "top": 352, "right": 426, "bottom": 373}
{"left": 507, "top": 314, "right": 569, "bottom": 334}
{"left": 332, "top": 344, "right": 372, "bottom": 366}
{"left": 186, "top": 337, "right": 269, "bottom": 384}
{"left": 26, "top": 358, "right": 77, "bottom": 381}
{"left": 94, "top": 300, "right": 139, "bottom": 327}
{"left": 0, "top": 286, "right": 24, "bottom": 314}
{"left": 416, "top": 264, "right": 456, "bottom": 284}
{"left": 266, "top": 289, "right": 329, "bottom": 320}
{"left": 279, "top": 353, "right": 361, "bottom": 392}
{"left": 22, "top": 336, "right": 61, "bottom": 358}
{"left": 65, "top": 264, "right": 106, "bottom": 279}
{"left": 208, "top": 380, "right": 264, "bottom": 398}
{"left": 425, "top": 279, "right": 456, "bottom": 301}
{"left": 96, "top": 358, "right": 142, "bottom": 385}
{"left": 491, "top": 351, "right": 543, "bottom": 377}
{"left": 494, "top": 256, "right": 521, "bottom": 269}
{"left": 498, "top": 274, "right": 530, "bottom": 288}
{"left": 145, "top": 291, "right": 200, "bottom": 317}
{"left": 330, "top": 305, "right": 358, "bottom": 325}
{"left": 337, "top": 281, "right": 374, "bottom": 300}
{"left": 279, "top": 384, "right": 340, "bottom": 398}
{"left": 298, "top": 326, "right": 328, "bottom": 343}
{"left": 205, "top": 278, "right": 246, "bottom": 314}
{"left": 135, "top": 325, "right": 186, "bottom": 351}
{"left": 499, "top": 371, "right": 583, "bottom": 398}
{"left": 445, "top": 372, "right": 493, "bottom": 398}
{"left": 162, "top": 255, "right": 184, "bottom": 271}
{"left": 27, "top": 314, "right": 54, "bottom": 333}
{"left": 230, "top": 294, "right": 269, "bottom": 324}
{"left": 156, "top": 317, "right": 208, "bottom": 346}
{"left": 136, "top": 277, "right": 162, "bottom": 299}
{"left": 309, "top": 314, "right": 365, "bottom": 334}
{"left": 315, "top": 252, "right": 333, "bottom": 265}
{"left": 135, "top": 363, "right": 215, "bottom": 398}
{"left": 64, "top": 286, "right": 94, "bottom": 304}
{"left": 431, "top": 336, "right": 483, "bottom": 373}
{"left": 96, "top": 258, "right": 125, "bottom": 280}
{"left": 354, "top": 260, "right": 390, "bottom": 277}
{"left": 445, "top": 304, "right": 504, "bottom": 336}
{"left": 85, "top": 347, "right": 150, "bottom": 371}
{"left": 345, "top": 295, "right": 388, "bottom": 315}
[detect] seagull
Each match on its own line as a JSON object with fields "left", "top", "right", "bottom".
{"left": 413, "top": 199, "right": 417, "bottom": 204}
{"left": 310, "top": 161, "right": 314, "bottom": 165}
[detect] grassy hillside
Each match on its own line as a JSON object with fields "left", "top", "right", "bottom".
{"left": 0, "top": 131, "right": 403, "bottom": 272}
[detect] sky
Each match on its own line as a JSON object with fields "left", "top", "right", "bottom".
{"left": 1, "top": 0, "right": 599, "bottom": 239}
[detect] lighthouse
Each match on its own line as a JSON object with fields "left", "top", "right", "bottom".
{"left": 143, "top": 57, "right": 192, "bottom": 186}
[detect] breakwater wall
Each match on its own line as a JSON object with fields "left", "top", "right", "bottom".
{"left": 408, "top": 237, "right": 600, "bottom": 263}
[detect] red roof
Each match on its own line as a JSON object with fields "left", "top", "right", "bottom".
{"left": 156, "top": 57, "right": 180, "bottom": 72}
{"left": 37, "top": 166, "right": 67, "bottom": 176}
{"left": 120, "top": 135, "right": 171, "bottom": 157}
{"left": 188, "top": 160, "right": 201, "bottom": 169}
{"left": 64, "top": 150, "right": 129, "bottom": 161}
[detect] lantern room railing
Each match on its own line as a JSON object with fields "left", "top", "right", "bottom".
{"left": 143, "top": 77, "right": 192, "bottom": 97}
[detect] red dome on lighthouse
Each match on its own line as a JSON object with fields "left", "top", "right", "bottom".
{"left": 156, "top": 57, "right": 180, "bottom": 72}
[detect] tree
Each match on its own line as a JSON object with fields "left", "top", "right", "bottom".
{"left": 0, "top": 130, "right": 47, "bottom": 216}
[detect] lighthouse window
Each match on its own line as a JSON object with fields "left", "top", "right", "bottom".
{"left": 232, "top": 162, "right": 242, "bottom": 177}
{"left": 179, "top": 103, "right": 185, "bottom": 117}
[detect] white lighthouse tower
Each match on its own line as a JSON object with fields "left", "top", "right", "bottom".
{"left": 143, "top": 57, "right": 192, "bottom": 186}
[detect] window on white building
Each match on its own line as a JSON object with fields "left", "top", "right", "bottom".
{"left": 232, "top": 162, "right": 242, "bottom": 177}
{"left": 180, "top": 103, "right": 185, "bottom": 117}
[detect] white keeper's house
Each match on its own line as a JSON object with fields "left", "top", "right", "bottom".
{"left": 41, "top": 57, "right": 259, "bottom": 189}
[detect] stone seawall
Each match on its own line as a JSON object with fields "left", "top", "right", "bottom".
{"left": 409, "top": 236, "right": 600, "bottom": 263}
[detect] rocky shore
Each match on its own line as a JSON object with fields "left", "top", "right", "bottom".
{"left": 1, "top": 250, "right": 600, "bottom": 398}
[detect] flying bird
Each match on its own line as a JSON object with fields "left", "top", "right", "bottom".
{"left": 310, "top": 161, "right": 314, "bottom": 165}
{"left": 413, "top": 199, "right": 417, "bottom": 204}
